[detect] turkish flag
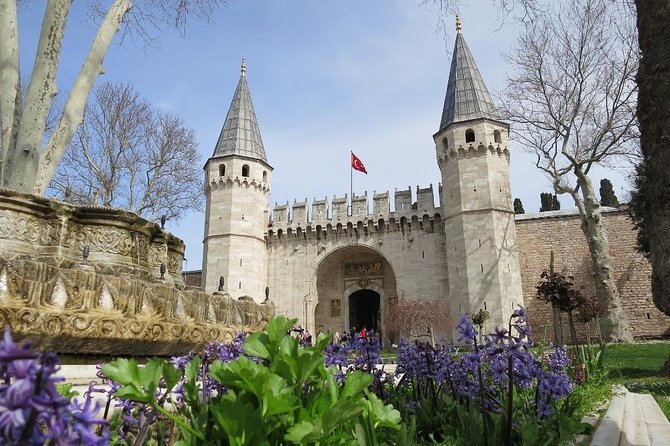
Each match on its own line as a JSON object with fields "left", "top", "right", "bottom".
{"left": 351, "top": 152, "right": 367, "bottom": 174}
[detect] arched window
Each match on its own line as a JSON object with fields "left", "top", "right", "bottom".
{"left": 218, "top": 164, "right": 225, "bottom": 177}
{"left": 242, "top": 164, "right": 250, "bottom": 177}
{"left": 465, "top": 129, "right": 475, "bottom": 143}
{"left": 442, "top": 137, "right": 449, "bottom": 152}
{"left": 262, "top": 171, "right": 267, "bottom": 182}
{"left": 494, "top": 130, "right": 502, "bottom": 144}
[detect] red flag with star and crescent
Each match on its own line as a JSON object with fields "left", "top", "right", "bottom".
{"left": 351, "top": 152, "right": 367, "bottom": 174}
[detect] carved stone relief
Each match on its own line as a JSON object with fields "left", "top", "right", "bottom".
{"left": 0, "top": 190, "right": 273, "bottom": 356}
{"left": 344, "top": 261, "right": 383, "bottom": 277}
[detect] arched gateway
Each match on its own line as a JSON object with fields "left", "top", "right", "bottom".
{"left": 314, "top": 245, "right": 397, "bottom": 346}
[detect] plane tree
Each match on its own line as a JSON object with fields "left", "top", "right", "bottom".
{"left": 0, "top": 0, "right": 228, "bottom": 195}
{"left": 500, "top": 0, "right": 638, "bottom": 341}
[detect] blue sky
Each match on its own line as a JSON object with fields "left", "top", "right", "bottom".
{"left": 17, "top": 1, "right": 632, "bottom": 270}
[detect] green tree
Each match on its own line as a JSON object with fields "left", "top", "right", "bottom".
{"left": 539, "top": 193, "right": 560, "bottom": 212}
{"left": 633, "top": 0, "right": 670, "bottom": 319}
{"left": 599, "top": 178, "right": 620, "bottom": 207}
{"left": 513, "top": 198, "right": 525, "bottom": 214}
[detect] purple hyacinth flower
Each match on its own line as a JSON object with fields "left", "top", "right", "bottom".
{"left": 0, "top": 327, "right": 38, "bottom": 362}
{"left": 456, "top": 314, "right": 478, "bottom": 344}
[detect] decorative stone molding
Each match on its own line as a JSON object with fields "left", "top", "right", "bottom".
{"left": 0, "top": 189, "right": 273, "bottom": 356}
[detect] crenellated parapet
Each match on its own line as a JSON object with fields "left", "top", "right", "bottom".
{"left": 206, "top": 175, "right": 270, "bottom": 194}
{"left": 0, "top": 189, "right": 274, "bottom": 356}
{"left": 267, "top": 185, "right": 443, "bottom": 244}
{"left": 437, "top": 142, "right": 510, "bottom": 166}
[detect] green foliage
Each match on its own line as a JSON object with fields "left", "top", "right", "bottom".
{"left": 629, "top": 160, "right": 650, "bottom": 256}
{"left": 575, "top": 343, "right": 608, "bottom": 383}
{"left": 605, "top": 342, "right": 670, "bottom": 379}
{"left": 56, "top": 382, "right": 79, "bottom": 399}
{"left": 102, "top": 315, "right": 402, "bottom": 445}
{"left": 653, "top": 395, "right": 670, "bottom": 421}
{"left": 599, "top": 178, "right": 619, "bottom": 207}
{"left": 513, "top": 198, "right": 525, "bottom": 214}
{"left": 519, "top": 395, "right": 590, "bottom": 445}
{"left": 539, "top": 192, "right": 560, "bottom": 212}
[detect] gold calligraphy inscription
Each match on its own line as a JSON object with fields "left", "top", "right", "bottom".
{"left": 344, "top": 261, "right": 382, "bottom": 277}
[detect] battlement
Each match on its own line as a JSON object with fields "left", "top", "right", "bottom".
{"left": 268, "top": 185, "right": 442, "bottom": 235}
{"left": 206, "top": 176, "right": 271, "bottom": 193}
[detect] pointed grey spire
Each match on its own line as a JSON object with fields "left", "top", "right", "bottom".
{"left": 213, "top": 60, "right": 268, "bottom": 162}
{"left": 439, "top": 27, "right": 501, "bottom": 131}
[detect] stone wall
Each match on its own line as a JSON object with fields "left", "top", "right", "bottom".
{"left": 0, "top": 189, "right": 274, "bottom": 356}
{"left": 516, "top": 208, "right": 670, "bottom": 342}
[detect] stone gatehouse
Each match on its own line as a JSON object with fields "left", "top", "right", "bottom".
{"left": 184, "top": 24, "right": 670, "bottom": 344}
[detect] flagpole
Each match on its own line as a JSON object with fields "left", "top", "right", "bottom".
{"left": 350, "top": 151, "right": 353, "bottom": 216}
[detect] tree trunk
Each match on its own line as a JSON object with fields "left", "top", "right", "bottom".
{"left": 0, "top": 0, "right": 20, "bottom": 186}
{"left": 34, "top": 0, "right": 133, "bottom": 195}
{"left": 549, "top": 251, "right": 562, "bottom": 345}
{"left": 635, "top": 0, "right": 670, "bottom": 316}
{"left": 572, "top": 170, "right": 633, "bottom": 342}
{"left": 7, "top": 0, "right": 72, "bottom": 193}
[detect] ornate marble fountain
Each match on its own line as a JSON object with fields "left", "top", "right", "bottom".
{"left": 0, "top": 189, "right": 274, "bottom": 356}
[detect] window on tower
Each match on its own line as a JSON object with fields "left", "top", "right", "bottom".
{"left": 494, "top": 130, "right": 502, "bottom": 144}
{"left": 263, "top": 171, "right": 267, "bottom": 182}
{"left": 465, "top": 129, "right": 475, "bottom": 143}
{"left": 219, "top": 164, "right": 225, "bottom": 177}
{"left": 242, "top": 164, "right": 250, "bottom": 177}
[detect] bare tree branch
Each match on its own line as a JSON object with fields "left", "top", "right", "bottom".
{"left": 1, "top": 0, "right": 231, "bottom": 196}
{"left": 501, "top": 0, "right": 638, "bottom": 341}
{"left": 385, "top": 296, "right": 450, "bottom": 346}
{"left": 49, "top": 81, "right": 202, "bottom": 223}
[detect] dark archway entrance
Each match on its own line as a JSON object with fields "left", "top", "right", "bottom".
{"left": 349, "top": 289, "right": 380, "bottom": 332}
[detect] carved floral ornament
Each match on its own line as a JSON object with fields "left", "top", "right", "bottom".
{"left": 358, "top": 278, "right": 371, "bottom": 288}
{"left": 0, "top": 211, "right": 58, "bottom": 245}
{"left": 0, "top": 190, "right": 273, "bottom": 356}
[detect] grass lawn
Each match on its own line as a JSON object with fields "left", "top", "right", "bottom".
{"left": 604, "top": 342, "right": 670, "bottom": 380}
{"left": 601, "top": 341, "right": 670, "bottom": 420}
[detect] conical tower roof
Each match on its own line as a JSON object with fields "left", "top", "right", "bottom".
{"left": 439, "top": 20, "right": 501, "bottom": 131}
{"left": 212, "top": 60, "right": 268, "bottom": 162}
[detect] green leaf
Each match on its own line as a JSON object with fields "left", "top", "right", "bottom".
{"left": 112, "top": 385, "right": 151, "bottom": 402}
{"left": 101, "top": 358, "right": 159, "bottom": 403}
{"left": 261, "top": 374, "right": 299, "bottom": 417}
{"left": 101, "top": 358, "right": 141, "bottom": 386}
{"left": 295, "top": 349, "right": 327, "bottom": 386}
{"left": 211, "top": 356, "right": 272, "bottom": 398}
{"left": 266, "top": 315, "right": 297, "bottom": 344}
{"left": 285, "top": 420, "right": 315, "bottom": 443}
{"left": 162, "top": 361, "right": 182, "bottom": 391}
{"left": 243, "top": 333, "right": 271, "bottom": 359}
{"left": 341, "top": 371, "right": 374, "bottom": 400}
{"left": 314, "top": 331, "right": 332, "bottom": 351}
{"left": 521, "top": 422, "right": 541, "bottom": 445}
{"left": 362, "top": 392, "right": 401, "bottom": 430}
{"left": 210, "top": 398, "right": 269, "bottom": 446}
{"left": 185, "top": 356, "right": 202, "bottom": 382}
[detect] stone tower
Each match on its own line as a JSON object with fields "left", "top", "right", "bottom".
{"left": 433, "top": 18, "right": 523, "bottom": 328}
{"left": 202, "top": 60, "right": 272, "bottom": 301}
